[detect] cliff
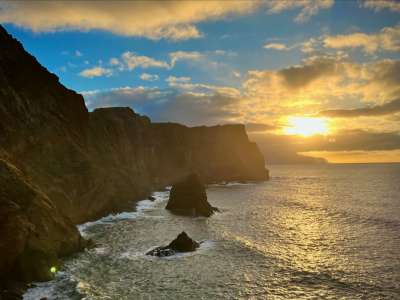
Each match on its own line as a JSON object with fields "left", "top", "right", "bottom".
{"left": 0, "top": 25, "right": 268, "bottom": 287}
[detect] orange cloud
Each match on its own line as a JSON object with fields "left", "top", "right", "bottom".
{"left": 323, "top": 25, "right": 400, "bottom": 54}
{"left": 0, "top": 1, "right": 335, "bottom": 40}
{"left": 0, "top": 1, "right": 258, "bottom": 40}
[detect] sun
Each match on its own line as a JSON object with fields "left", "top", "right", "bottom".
{"left": 283, "top": 116, "right": 329, "bottom": 137}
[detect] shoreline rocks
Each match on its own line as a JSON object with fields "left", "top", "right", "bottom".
{"left": 166, "top": 174, "right": 218, "bottom": 217}
{"left": 146, "top": 232, "right": 200, "bottom": 257}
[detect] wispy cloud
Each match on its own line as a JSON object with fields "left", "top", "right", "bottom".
{"left": 323, "top": 25, "right": 400, "bottom": 54}
{"left": 169, "top": 51, "right": 203, "bottom": 68}
{"left": 263, "top": 43, "right": 291, "bottom": 50}
{"left": 122, "top": 51, "right": 169, "bottom": 70}
{"left": 362, "top": 0, "right": 400, "bottom": 13}
{"left": 319, "top": 98, "right": 400, "bottom": 117}
{"left": 140, "top": 73, "right": 159, "bottom": 81}
{"left": 266, "top": 0, "right": 334, "bottom": 23}
{"left": 166, "top": 76, "right": 192, "bottom": 84}
{"left": 79, "top": 50, "right": 215, "bottom": 78}
{"left": 79, "top": 66, "right": 112, "bottom": 78}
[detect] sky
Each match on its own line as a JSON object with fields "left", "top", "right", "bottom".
{"left": 1, "top": 0, "right": 400, "bottom": 163}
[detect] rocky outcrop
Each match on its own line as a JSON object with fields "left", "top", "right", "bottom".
{"left": 146, "top": 232, "right": 199, "bottom": 257}
{"left": 166, "top": 174, "right": 218, "bottom": 216}
{"left": 0, "top": 25, "right": 268, "bottom": 286}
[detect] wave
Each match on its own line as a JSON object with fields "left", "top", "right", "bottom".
{"left": 77, "top": 190, "right": 169, "bottom": 237}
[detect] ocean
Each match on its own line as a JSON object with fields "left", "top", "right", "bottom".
{"left": 24, "top": 163, "right": 400, "bottom": 299}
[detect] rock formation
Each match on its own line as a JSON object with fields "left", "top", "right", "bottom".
{"left": 166, "top": 174, "right": 218, "bottom": 216}
{"left": 146, "top": 232, "right": 200, "bottom": 257}
{"left": 0, "top": 24, "right": 268, "bottom": 289}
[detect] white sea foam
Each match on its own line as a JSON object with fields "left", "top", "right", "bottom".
{"left": 77, "top": 190, "right": 169, "bottom": 237}
{"left": 23, "top": 272, "right": 69, "bottom": 300}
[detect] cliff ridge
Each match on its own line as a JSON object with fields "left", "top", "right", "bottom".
{"left": 0, "top": 25, "right": 268, "bottom": 288}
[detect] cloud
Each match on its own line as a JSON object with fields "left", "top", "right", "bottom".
{"left": 109, "top": 58, "right": 120, "bottom": 66}
{"left": 362, "top": 0, "right": 400, "bottom": 13}
{"left": 81, "top": 49, "right": 225, "bottom": 78}
{"left": 0, "top": 1, "right": 260, "bottom": 40}
{"left": 140, "top": 73, "right": 159, "bottom": 81}
{"left": 232, "top": 71, "right": 241, "bottom": 78}
{"left": 165, "top": 78, "right": 242, "bottom": 99}
{"left": 319, "top": 98, "right": 400, "bottom": 117}
{"left": 266, "top": 0, "right": 334, "bottom": 23}
{"left": 244, "top": 56, "right": 400, "bottom": 111}
{"left": 278, "top": 56, "right": 337, "bottom": 89}
{"left": 300, "top": 37, "right": 319, "bottom": 53}
{"left": 169, "top": 51, "right": 203, "bottom": 68}
{"left": 122, "top": 51, "right": 169, "bottom": 70}
{"left": 107, "top": 51, "right": 203, "bottom": 73}
{"left": 213, "top": 50, "right": 238, "bottom": 57}
{"left": 323, "top": 25, "right": 400, "bottom": 54}
{"left": 82, "top": 86, "right": 243, "bottom": 126}
{"left": 263, "top": 43, "right": 290, "bottom": 50}
{"left": 0, "top": 1, "right": 335, "bottom": 40}
{"left": 79, "top": 66, "right": 112, "bottom": 78}
{"left": 166, "top": 76, "right": 191, "bottom": 84}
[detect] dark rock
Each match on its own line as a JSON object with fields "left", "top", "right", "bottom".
{"left": 0, "top": 281, "right": 27, "bottom": 300}
{"left": 146, "top": 232, "right": 199, "bottom": 257}
{"left": 166, "top": 174, "right": 218, "bottom": 217}
{"left": 168, "top": 231, "right": 200, "bottom": 252}
{"left": 148, "top": 196, "right": 156, "bottom": 201}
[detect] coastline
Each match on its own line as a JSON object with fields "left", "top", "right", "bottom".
{"left": 0, "top": 24, "right": 269, "bottom": 294}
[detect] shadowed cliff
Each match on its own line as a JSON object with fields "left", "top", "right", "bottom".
{"left": 0, "top": 25, "right": 267, "bottom": 286}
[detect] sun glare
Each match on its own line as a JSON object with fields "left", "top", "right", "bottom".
{"left": 284, "top": 116, "right": 329, "bottom": 137}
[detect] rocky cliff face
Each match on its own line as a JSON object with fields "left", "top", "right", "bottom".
{"left": 0, "top": 25, "right": 268, "bottom": 286}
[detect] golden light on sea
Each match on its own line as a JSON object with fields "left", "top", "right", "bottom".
{"left": 283, "top": 116, "right": 329, "bottom": 137}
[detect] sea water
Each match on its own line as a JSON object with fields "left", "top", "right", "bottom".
{"left": 24, "top": 164, "right": 400, "bottom": 299}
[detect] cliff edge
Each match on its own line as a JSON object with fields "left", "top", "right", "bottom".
{"left": 0, "top": 25, "right": 268, "bottom": 287}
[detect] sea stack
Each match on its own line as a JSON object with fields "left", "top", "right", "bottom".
{"left": 146, "top": 232, "right": 200, "bottom": 257}
{"left": 166, "top": 174, "right": 218, "bottom": 217}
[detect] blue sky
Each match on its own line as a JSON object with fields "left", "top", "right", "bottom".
{"left": 3, "top": 1, "right": 399, "bottom": 92}
{"left": 1, "top": 0, "right": 400, "bottom": 162}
